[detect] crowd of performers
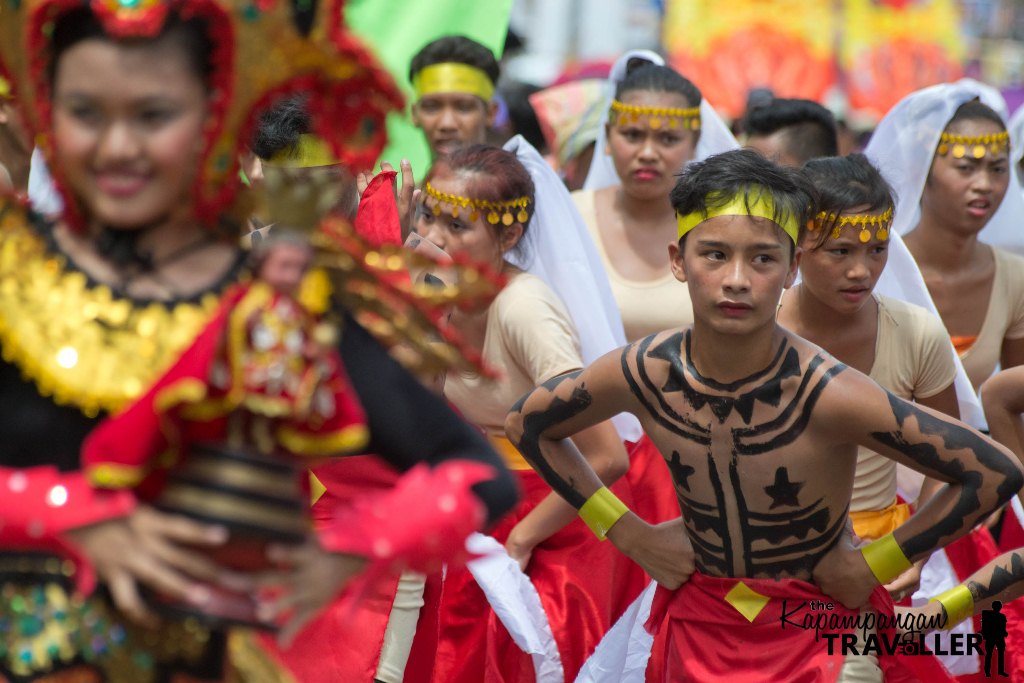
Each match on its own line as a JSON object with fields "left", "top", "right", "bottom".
{"left": 7, "top": 1, "right": 1024, "bottom": 682}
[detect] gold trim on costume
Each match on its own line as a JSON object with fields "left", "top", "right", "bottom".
{"left": 936, "top": 131, "right": 1009, "bottom": 159}
{"left": 276, "top": 422, "right": 369, "bottom": 456}
{"left": 264, "top": 134, "right": 340, "bottom": 169}
{"left": 809, "top": 206, "right": 893, "bottom": 243}
{"left": 676, "top": 189, "right": 799, "bottom": 243}
{"left": 0, "top": 199, "right": 224, "bottom": 417}
{"left": 423, "top": 181, "right": 531, "bottom": 226}
{"left": 412, "top": 62, "right": 495, "bottom": 102}
{"left": 608, "top": 99, "right": 701, "bottom": 131}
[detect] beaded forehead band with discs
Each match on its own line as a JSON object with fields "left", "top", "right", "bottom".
{"left": 423, "top": 182, "right": 531, "bottom": 226}
{"left": 608, "top": 100, "right": 701, "bottom": 131}
{"left": 936, "top": 131, "right": 1009, "bottom": 160}
{"left": 809, "top": 207, "right": 894, "bottom": 243}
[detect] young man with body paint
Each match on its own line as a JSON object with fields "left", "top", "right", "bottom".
{"left": 505, "top": 149, "right": 1024, "bottom": 682}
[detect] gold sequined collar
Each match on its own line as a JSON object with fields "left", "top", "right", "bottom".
{"left": 0, "top": 197, "right": 242, "bottom": 417}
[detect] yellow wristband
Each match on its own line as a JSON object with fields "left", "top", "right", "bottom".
{"left": 930, "top": 585, "right": 975, "bottom": 627}
{"left": 860, "top": 533, "right": 913, "bottom": 585}
{"left": 578, "top": 487, "right": 629, "bottom": 540}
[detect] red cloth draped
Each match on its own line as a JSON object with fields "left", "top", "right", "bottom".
{"left": 645, "top": 573, "right": 921, "bottom": 683}
{"left": 432, "top": 470, "right": 646, "bottom": 683}
{"left": 353, "top": 169, "right": 402, "bottom": 248}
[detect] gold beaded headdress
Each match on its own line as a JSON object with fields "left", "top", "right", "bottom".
{"left": 809, "top": 207, "right": 893, "bottom": 243}
{"left": 608, "top": 99, "right": 700, "bottom": 131}
{"left": 936, "top": 131, "right": 1009, "bottom": 160}
{"left": 423, "top": 182, "right": 531, "bottom": 226}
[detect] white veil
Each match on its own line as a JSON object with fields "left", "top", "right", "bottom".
{"left": 863, "top": 79, "right": 1013, "bottom": 431}
{"left": 504, "top": 135, "right": 642, "bottom": 442}
{"left": 582, "top": 50, "right": 738, "bottom": 192}
{"left": 1009, "top": 102, "right": 1024, "bottom": 199}
{"left": 864, "top": 78, "right": 1024, "bottom": 254}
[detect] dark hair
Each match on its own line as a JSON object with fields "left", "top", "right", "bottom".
{"left": 49, "top": 7, "right": 213, "bottom": 90}
{"left": 615, "top": 62, "right": 702, "bottom": 109}
{"left": 946, "top": 99, "right": 1006, "bottom": 132}
{"left": 498, "top": 81, "right": 546, "bottom": 154}
{"left": 250, "top": 94, "right": 312, "bottom": 160}
{"left": 670, "top": 148, "right": 815, "bottom": 258}
{"left": 801, "top": 153, "right": 895, "bottom": 249}
{"left": 409, "top": 35, "right": 500, "bottom": 88}
{"left": 425, "top": 144, "right": 535, "bottom": 252}
{"left": 745, "top": 98, "right": 838, "bottom": 164}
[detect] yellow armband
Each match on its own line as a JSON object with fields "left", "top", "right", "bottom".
{"left": 578, "top": 487, "right": 629, "bottom": 540}
{"left": 860, "top": 532, "right": 912, "bottom": 585}
{"left": 930, "top": 585, "right": 975, "bottom": 627}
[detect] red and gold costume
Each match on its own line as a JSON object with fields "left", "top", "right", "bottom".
{"left": 0, "top": 0, "right": 515, "bottom": 681}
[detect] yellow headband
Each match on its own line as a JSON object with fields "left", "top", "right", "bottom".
{"left": 936, "top": 131, "right": 1009, "bottom": 159}
{"left": 810, "top": 207, "right": 893, "bottom": 243}
{"left": 265, "top": 134, "right": 340, "bottom": 168}
{"left": 0, "top": 77, "right": 10, "bottom": 100}
{"left": 676, "top": 189, "right": 799, "bottom": 244}
{"left": 413, "top": 63, "right": 494, "bottom": 103}
{"left": 609, "top": 99, "right": 701, "bottom": 131}
{"left": 423, "top": 181, "right": 530, "bottom": 226}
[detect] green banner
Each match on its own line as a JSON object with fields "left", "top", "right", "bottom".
{"left": 346, "top": 0, "right": 514, "bottom": 176}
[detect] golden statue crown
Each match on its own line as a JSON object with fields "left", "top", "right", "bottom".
{"left": 423, "top": 182, "right": 531, "bottom": 226}
{"left": 809, "top": 207, "right": 893, "bottom": 243}
{"left": 936, "top": 131, "right": 1009, "bottom": 160}
{"left": 0, "top": 0, "right": 403, "bottom": 230}
{"left": 608, "top": 99, "right": 700, "bottom": 131}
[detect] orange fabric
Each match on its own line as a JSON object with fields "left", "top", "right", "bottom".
{"left": 951, "top": 335, "right": 978, "bottom": 356}
{"left": 488, "top": 435, "right": 533, "bottom": 471}
{"left": 850, "top": 500, "right": 912, "bottom": 540}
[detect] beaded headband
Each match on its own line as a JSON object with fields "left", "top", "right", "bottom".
{"left": 809, "top": 207, "right": 893, "bottom": 243}
{"left": 676, "top": 189, "right": 799, "bottom": 243}
{"left": 608, "top": 99, "right": 700, "bottom": 131}
{"left": 413, "top": 63, "right": 495, "bottom": 103}
{"left": 423, "top": 181, "right": 530, "bottom": 226}
{"left": 936, "top": 131, "right": 1009, "bottom": 159}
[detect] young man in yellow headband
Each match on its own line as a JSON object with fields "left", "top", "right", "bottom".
{"left": 408, "top": 35, "right": 499, "bottom": 159}
{"left": 505, "top": 149, "right": 1023, "bottom": 681}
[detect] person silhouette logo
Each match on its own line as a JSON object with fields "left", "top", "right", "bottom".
{"left": 981, "top": 601, "right": 1010, "bottom": 677}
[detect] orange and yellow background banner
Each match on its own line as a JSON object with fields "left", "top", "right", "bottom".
{"left": 663, "top": 0, "right": 963, "bottom": 121}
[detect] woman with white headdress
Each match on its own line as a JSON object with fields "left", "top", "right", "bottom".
{"left": 865, "top": 80, "right": 1024, "bottom": 392}
{"left": 572, "top": 53, "right": 738, "bottom": 527}
{"left": 422, "top": 144, "right": 666, "bottom": 683}
{"left": 865, "top": 80, "right": 1024, "bottom": 676}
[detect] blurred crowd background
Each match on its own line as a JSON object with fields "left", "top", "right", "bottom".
{"left": 346, "top": 0, "right": 1024, "bottom": 173}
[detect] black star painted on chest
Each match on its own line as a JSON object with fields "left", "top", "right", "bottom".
{"left": 764, "top": 467, "right": 804, "bottom": 508}
{"left": 667, "top": 450, "right": 695, "bottom": 492}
